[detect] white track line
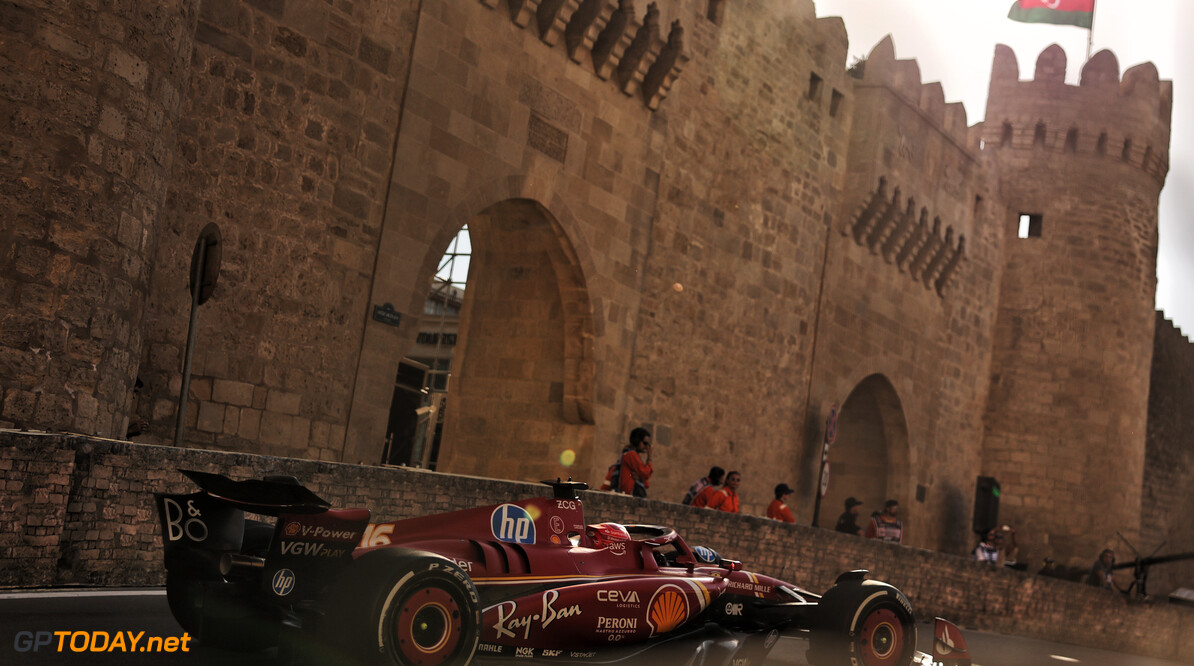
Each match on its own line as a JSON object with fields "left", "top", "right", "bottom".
{"left": 0, "top": 589, "right": 166, "bottom": 600}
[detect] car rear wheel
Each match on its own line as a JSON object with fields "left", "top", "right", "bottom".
{"left": 326, "top": 550, "right": 480, "bottom": 666}
{"left": 808, "top": 580, "right": 916, "bottom": 666}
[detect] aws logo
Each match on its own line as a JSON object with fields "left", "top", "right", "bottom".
{"left": 491, "top": 504, "right": 536, "bottom": 545}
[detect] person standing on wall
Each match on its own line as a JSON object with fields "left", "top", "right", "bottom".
{"left": 695, "top": 470, "right": 740, "bottom": 513}
{"left": 865, "top": 499, "right": 903, "bottom": 543}
{"left": 767, "top": 483, "right": 796, "bottom": 522}
{"left": 619, "top": 427, "right": 653, "bottom": 498}
{"left": 834, "top": 496, "right": 864, "bottom": 535}
{"left": 682, "top": 466, "right": 725, "bottom": 505}
{"left": 1086, "top": 548, "right": 1124, "bottom": 591}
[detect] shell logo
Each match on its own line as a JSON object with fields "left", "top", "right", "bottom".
{"left": 646, "top": 585, "right": 689, "bottom": 636}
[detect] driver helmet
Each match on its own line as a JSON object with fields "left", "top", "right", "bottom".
{"left": 586, "top": 522, "right": 631, "bottom": 548}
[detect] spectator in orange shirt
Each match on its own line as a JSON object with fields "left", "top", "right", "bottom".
{"left": 695, "top": 471, "right": 740, "bottom": 513}
{"left": 766, "top": 483, "right": 795, "bottom": 523}
{"left": 618, "top": 427, "right": 653, "bottom": 497}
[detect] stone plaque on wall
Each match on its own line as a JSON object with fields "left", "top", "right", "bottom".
{"left": 528, "top": 114, "right": 568, "bottom": 163}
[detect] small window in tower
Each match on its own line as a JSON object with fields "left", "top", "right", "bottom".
{"left": 830, "top": 89, "right": 843, "bottom": 117}
{"left": 1034, "top": 122, "right": 1047, "bottom": 148}
{"left": 1001, "top": 122, "right": 1013, "bottom": 147}
{"left": 706, "top": 0, "right": 726, "bottom": 24}
{"left": 1065, "top": 128, "right": 1078, "bottom": 153}
{"left": 808, "top": 72, "right": 823, "bottom": 101}
{"left": 1122, "top": 138, "right": 1133, "bottom": 161}
{"left": 974, "top": 195, "right": 983, "bottom": 215}
{"left": 1097, "top": 132, "right": 1108, "bottom": 155}
{"left": 1018, "top": 213, "right": 1042, "bottom": 239}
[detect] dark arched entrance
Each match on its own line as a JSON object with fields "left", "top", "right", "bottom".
{"left": 824, "top": 374, "right": 910, "bottom": 533}
{"left": 428, "top": 199, "right": 595, "bottom": 482}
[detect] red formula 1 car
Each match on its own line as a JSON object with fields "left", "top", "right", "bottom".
{"left": 155, "top": 472, "right": 971, "bottom": 666}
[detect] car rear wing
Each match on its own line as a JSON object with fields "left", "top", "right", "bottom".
{"left": 155, "top": 469, "right": 370, "bottom": 601}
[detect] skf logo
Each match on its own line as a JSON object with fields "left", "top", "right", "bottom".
{"left": 271, "top": 569, "right": 296, "bottom": 597}
{"left": 491, "top": 504, "right": 535, "bottom": 545}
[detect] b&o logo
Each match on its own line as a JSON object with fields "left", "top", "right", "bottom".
{"left": 161, "top": 498, "right": 208, "bottom": 543}
{"left": 271, "top": 568, "right": 296, "bottom": 596}
{"left": 490, "top": 504, "right": 536, "bottom": 545}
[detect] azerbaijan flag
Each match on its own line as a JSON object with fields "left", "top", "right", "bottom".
{"left": 1007, "top": 0, "right": 1095, "bottom": 29}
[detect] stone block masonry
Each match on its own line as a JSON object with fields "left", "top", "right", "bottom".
{"left": 2, "top": 0, "right": 1188, "bottom": 607}
{"left": 1, "top": 432, "right": 1191, "bottom": 663}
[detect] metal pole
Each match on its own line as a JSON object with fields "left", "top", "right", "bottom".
{"left": 811, "top": 439, "right": 828, "bottom": 527}
{"left": 174, "top": 240, "right": 206, "bottom": 446}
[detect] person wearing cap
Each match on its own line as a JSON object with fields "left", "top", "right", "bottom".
{"left": 835, "top": 496, "right": 863, "bottom": 535}
{"left": 767, "top": 483, "right": 796, "bottom": 523}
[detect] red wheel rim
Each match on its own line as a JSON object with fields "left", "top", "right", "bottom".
{"left": 858, "top": 607, "right": 903, "bottom": 664}
{"left": 394, "top": 586, "right": 463, "bottom": 665}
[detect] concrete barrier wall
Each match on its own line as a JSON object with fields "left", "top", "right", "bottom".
{"left": 2, "top": 432, "right": 1191, "bottom": 662}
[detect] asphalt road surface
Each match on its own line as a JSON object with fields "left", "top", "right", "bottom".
{"left": 0, "top": 589, "right": 1187, "bottom": 666}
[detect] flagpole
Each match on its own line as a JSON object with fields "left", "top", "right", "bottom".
{"left": 1085, "top": 0, "right": 1095, "bottom": 62}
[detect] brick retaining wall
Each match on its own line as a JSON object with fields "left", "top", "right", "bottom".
{"left": 2, "top": 432, "right": 1191, "bottom": 662}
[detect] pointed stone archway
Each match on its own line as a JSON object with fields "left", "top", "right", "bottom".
{"left": 823, "top": 374, "right": 911, "bottom": 539}
{"left": 431, "top": 198, "right": 596, "bottom": 483}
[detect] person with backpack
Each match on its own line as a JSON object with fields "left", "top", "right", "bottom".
{"left": 599, "top": 427, "right": 653, "bottom": 498}
{"left": 682, "top": 466, "right": 725, "bottom": 505}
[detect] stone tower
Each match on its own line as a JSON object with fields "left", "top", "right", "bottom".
{"left": 0, "top": 1, "right": 199, "bottom": 437}
{"left": 981, "top": 45, "right": 1171, "bottom": 565}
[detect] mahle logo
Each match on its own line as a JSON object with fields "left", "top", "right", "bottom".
{"left": 491, "top": 504, "right": 536, "bottom": 544}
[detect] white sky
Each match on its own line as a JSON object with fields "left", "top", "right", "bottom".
{"left": 813, "top": 0, "right": 1194, "bottom": 338}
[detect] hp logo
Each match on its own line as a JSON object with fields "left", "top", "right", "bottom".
{"left": 271, "top": 568, "right": 296, "bottom": 596}
{"left": 693, "top": 546, "right": 719, "bottom": 564}
{"left": 490, "top": 504, "right": 536, "bottom": 545}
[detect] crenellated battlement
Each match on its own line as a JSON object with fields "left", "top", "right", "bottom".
{"left": 479, "top": 0, "right": 688, "bottom": 110}
{"left": 983, "top": 44, "right": 1172, "bottom": 186}
{"left": 856, "top": 36, "right": 974, "bottom": 151}
{"left": 1157, "top": 312, "right": 1192, "bottom": 344}
{"left": 843, "top": 176, "right": 966, "bottom": 297}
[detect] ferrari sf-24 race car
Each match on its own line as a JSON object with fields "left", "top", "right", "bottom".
{"left": 155, "top": 471, "right": 972, "bottom": 665}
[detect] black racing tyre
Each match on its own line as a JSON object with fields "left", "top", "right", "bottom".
{"left": 807, "top": 580, "right": 916, "bottom": 666}
{"left": 325, "top": 549, "right": 481, "bottom": 666}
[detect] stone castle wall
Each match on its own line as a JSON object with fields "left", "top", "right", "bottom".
{"left": 134, "top": 0, "right": 422, "bottom": 463}
{"left": 806, "top": 36, "right": 1005, "bottom": 554}
{"left": 0, "top": 0, "right": 1183, "bottom": 591}
{"left": 0, "top": 0, "right": 200, "bottom": 438}
{"left": 1144, "top": 314, "right": 1194, "bottom": 596}
{"left": 1, "top": 433, "right": 1192, "bottom": 663}
{"left": 981, "top": 45, "right": 1171, "bottom": 568}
